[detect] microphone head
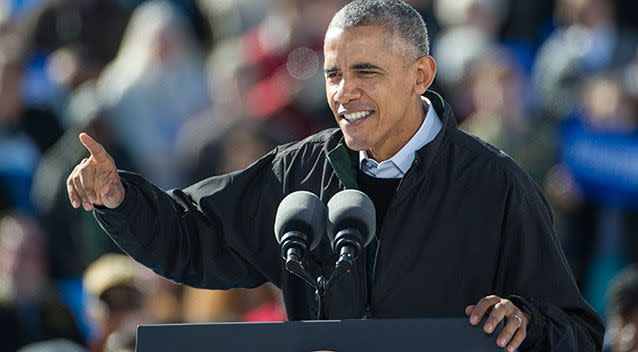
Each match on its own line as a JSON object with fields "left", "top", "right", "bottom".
{"left": 274, "top": 191, "right": 325, "bottom": 251}
{"left": 326, "top": 189, "right": 376, "bottom": 247}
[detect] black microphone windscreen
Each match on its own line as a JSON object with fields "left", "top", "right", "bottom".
{"left": 274, "top": 191, "right": 325, "bottom": 250}
{"left": 326, "top": 189, "right": 376, "bottom": 246}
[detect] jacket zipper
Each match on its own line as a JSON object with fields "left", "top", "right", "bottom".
{"left": 364, "top": 164, "right": 413, "bottom": 318}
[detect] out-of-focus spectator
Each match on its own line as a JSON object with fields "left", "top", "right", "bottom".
{"left": 499, "top": 0, "right": 554, "bottom": 45}
{"left": 23, "top": 0, "right": 131, "bottom": 68}
{"left": 0, "top": 31, "right": 62, "bottom": 153}
{"left": 546, "top": 74, "right": 638, "bottom": 314}
{"left": 197, "top": 0, "right": 269, "bottom": 41}
{"left": 432, "top": 0, "right": 506, "bottom": 119}
{"left": 207, "top": 0, "right": 340, "bottom": 139}
{"left": 605, "top": 264, "right": 638, "bottom": 352}
{"left": 15, "top": 0, "right": 132, "bottom": 111}
{"left": 83, "top": 253, "right": 182, "bottom": 351}
{"left": 163, "top": 0, "right": 214, "bottom": 52}
{"left": 0, "top": 124, "right": 39, "bottom": 214}
{"left": 461, "top": 50, "right": 527, "bottom": 156}
{"left": 83, "top": 254, "right": 146, "bottom": 352}
{"left": 532, "top": 0, "right": 638, "bottom": 119}
{"left": 0, "top": 213, "right": 84, "bottom": 352}
{"left": 435, "top": 0, "right": 506, "bottom": 36}
{"left": 531, "top": 0, "right": 638, "bottom": 317}
{"left": 460, "top": 49, "right": 557, "bottom": 184}
{"left": 0, "top": 30, "right": 57, "bottom": 213}
{"left": 98, "top": 0, "right": 210, "bottom": 189}
{"left": 44, "top": 43, "right": 104, "bottom": 118}
{"left": 0, "top": 62, "right": 39, "bottom": 215}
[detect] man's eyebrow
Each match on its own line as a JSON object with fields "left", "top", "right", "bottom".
{"left": 324, "top": 63, "right": 384, "bottom": 73}
{"left": 351, "top": 63, "right": 383, "bottom": 71}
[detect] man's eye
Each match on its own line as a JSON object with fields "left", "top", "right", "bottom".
{"left": 326, "top": 73, "right": 341, "bottom": 80}
{"left": 359, "top": 71, "right": 377, "bottom": 76}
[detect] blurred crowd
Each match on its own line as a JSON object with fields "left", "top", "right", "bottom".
{"left": 0, "top": 0, "right": 637, "bottom": 351}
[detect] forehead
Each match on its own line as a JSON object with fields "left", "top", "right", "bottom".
{"left": 323, "top": 25, "right": 403, "bottom": 66}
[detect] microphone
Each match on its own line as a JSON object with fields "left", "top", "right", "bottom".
{"left": 326, "top": 190, "right": 376, "bottom": 274}
{"left": 274, "top": 191, "right": 325, "bottom": 279}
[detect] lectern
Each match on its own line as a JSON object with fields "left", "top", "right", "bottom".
{"left": 137, "top": 318, "right": 505, "bottom": 351}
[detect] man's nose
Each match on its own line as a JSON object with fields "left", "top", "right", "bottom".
{"left": 334, "top": 77, "right": 361, "bottom": 104}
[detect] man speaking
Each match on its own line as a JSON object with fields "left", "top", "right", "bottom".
{"left": 66, "top": 1, "right": 604, "bottom": 351}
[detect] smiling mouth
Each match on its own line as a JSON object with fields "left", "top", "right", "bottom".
{"left": 340, "top": 110, "right": 374, "bottom": 122}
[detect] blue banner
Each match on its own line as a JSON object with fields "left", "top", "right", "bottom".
{"left": 561, "top": 119, "right": 638, "bottom": 207}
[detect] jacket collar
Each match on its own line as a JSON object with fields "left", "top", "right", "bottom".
{"left": 325, "top": 90, "right": 456, "bottom": 188}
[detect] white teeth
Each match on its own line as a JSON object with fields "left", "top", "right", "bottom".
{"left": 343, "top": 110, "right": 372, "bottom": 121}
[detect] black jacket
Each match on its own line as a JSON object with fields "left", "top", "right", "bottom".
{"left": 95, "top": 91, "right": 604, "bottom": 351}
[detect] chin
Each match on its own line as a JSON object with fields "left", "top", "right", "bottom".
{"left": 342, "top": 136, "right": 368, "bottom": 152}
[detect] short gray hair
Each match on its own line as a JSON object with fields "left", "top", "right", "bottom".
{"left": 328, "top": 0, "right": 429, "bottom": 60}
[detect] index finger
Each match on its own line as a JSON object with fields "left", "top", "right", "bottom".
{"left": 470, "top": 295, "right": 501, "bottom": 325}
{"left": 79, "top": 133, "right": 107, "bottom": 161}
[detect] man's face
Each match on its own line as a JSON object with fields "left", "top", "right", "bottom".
{"left": 0, "top": 221, "right": 46, "bottom": 300}
{"left": 323, "top": 25, "right": 429, "bottom": 160}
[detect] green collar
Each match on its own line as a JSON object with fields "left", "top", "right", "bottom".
{"left": 326, "top": 141, "right": 359, "bottom": 189}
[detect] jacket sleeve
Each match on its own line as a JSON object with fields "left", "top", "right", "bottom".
{"left": 93, "top": 148, "right": 286, "bottom": 290}
{"left": 495, "top": 175, "right": 604, "bottom": 352}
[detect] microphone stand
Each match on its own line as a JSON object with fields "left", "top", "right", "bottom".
{"left": 284, "top": 250, "right": 357, "bottom": 320}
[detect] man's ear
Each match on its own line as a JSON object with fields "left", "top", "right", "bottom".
{"left": 414, "top": 55, "right": 437, "bottom": 95}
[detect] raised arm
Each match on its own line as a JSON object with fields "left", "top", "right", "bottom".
{"left": 67, "top": 133, "right": 285, "bottom": 290}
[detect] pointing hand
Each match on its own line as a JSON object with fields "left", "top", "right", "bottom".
{"left": 66, "top": 133, "right": 125, "bottom": 210}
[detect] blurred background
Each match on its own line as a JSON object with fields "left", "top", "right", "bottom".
{"left": 0, "top": 0, "right": 637, "bottom": 351}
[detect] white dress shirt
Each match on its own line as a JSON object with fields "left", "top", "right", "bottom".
{"left": 359, "top": 97, "right": 442, "bottom": 178}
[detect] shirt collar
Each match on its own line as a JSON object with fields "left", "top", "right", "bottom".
{"left": 359, "top": 96, "right": 442, "bottom": 178}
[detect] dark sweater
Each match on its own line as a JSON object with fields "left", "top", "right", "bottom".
{"left": 356, "top": 170, "right": 401, "bottom": 237}
{"left": 356, "top": 170, "right": 401, "bottom": 301}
